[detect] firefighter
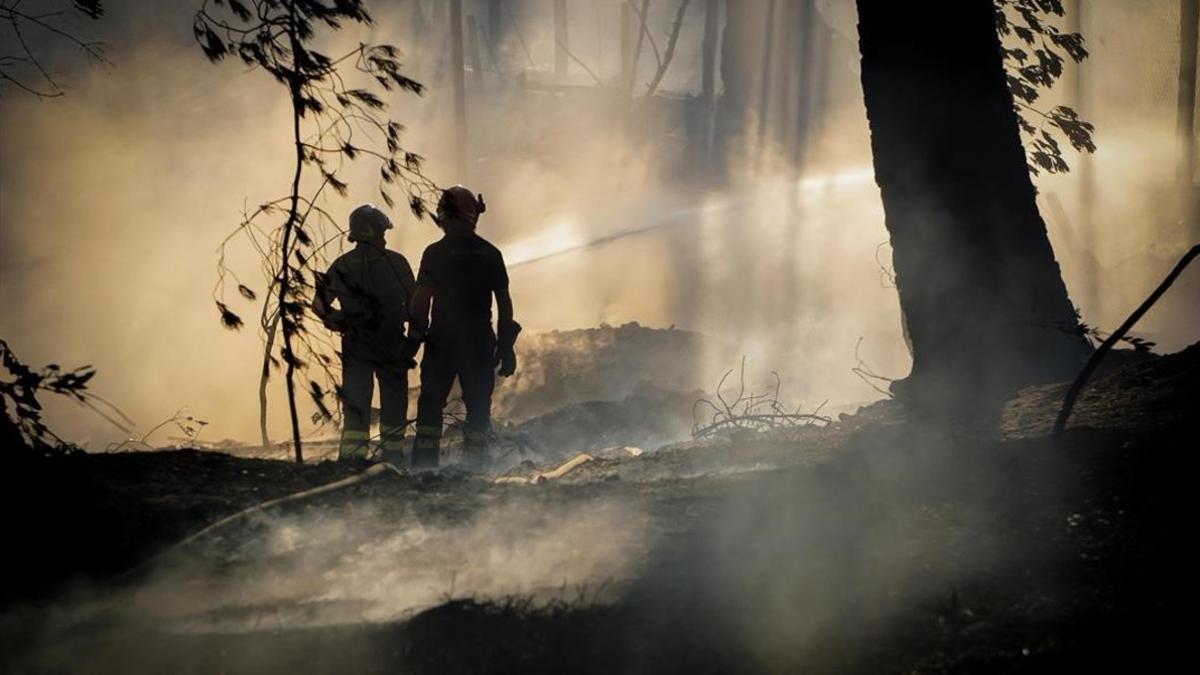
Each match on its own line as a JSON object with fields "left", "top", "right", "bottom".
{"left": 313, "top": 203, "right": 419, "bottom": 463}
{"left": 409, "top": 185, "right": 519, "bottom": 469}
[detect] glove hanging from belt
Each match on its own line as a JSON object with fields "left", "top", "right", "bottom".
{"left": 494, "top": 320, "right": 521, "bottom": 377}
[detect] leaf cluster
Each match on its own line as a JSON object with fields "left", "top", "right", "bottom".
{"left": 1072, "top": 308, "right": 1157, "bottom": 353}
{"left": 1, "top": 338, "right": 94, "bottom": 454}
{"left": 995, "top": 0, "right": 1096, "bottom": 176}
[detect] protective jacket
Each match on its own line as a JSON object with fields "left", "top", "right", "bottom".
{"left": 314, "top": 242, "right": 416, "bottom": 460}
{"left": 412, "top": 230, "right": 510, "bottom": 468}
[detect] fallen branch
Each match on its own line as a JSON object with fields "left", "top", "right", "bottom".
{"left": 851, "top": 336, "right": 895, "bottom": 398}
{"left": 1053, "top": 243, "right": 1200, "bottom": 435}
{"left": 693, "top": 413, "right": 832, "bottom": 438}
{"left": 494, "top": 453, "right": 594, "bottom": 484}
{"left": 692, "top": 359, "right": 832, "bottom": 440}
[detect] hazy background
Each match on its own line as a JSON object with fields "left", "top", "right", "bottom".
{"left": 1, "top": 0, "right": 1196, "bottom": 448}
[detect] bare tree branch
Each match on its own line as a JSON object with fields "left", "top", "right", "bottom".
{"left": 0, "top": 0, "right": 108, "bottom": 98}
{"left": 643, "top": 0, "right": 691, "bottom": 98}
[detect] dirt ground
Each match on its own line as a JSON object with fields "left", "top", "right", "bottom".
{"left": 0, "top": 345, "right": 1194, "bottom": 674}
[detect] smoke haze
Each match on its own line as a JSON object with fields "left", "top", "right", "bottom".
{"left": 1, "top": 0, "right": 1195, "bottom": 449}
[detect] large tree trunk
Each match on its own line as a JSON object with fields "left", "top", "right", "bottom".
{"left": 855, "top": 0, "right": 1089, "bottom": 411}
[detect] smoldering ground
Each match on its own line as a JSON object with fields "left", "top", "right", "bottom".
{"left": 1, "top": 413, "right": 1098, "bottom": 674}
{"left": 5, "top": 482, "right": 651, "bottom": 670}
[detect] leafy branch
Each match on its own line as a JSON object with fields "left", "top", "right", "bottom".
{"left": 1, "top": 338, "right": 131, "bottom": 454}
{"left": 995, "top": 0, "right": 1096, "bottom": 176}
{"left": 196, "top": 0, "right": 439, "bottom": 462}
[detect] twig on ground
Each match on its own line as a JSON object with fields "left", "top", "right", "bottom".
{"left": 107, "top": 407, "right": 207, "bottom": 452}
{"left": 851, "top": 337, "right": 895, "bottom": 398}
{"left": 692, "top": 358, "right": 831, "bottom": 440}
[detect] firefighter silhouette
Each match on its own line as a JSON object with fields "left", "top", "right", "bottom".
{"left": 409, "top": 185, "right": 520, "bottom": 469}
{"left": 314, "top": 204, "right": 419, "bottom": 462}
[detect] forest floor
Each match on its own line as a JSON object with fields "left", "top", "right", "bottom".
{"left": 0, "top": 343, "right": 1195, "bottom": 674}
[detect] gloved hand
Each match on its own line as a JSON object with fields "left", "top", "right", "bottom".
{"left": 494, "top": 320, "right": 521, "bottom": 377}
{"left": 397, "top": 335, "right": 422, "bottom": 370}
{"left": 494, "top": 345, "right": 517, "bottom": 377}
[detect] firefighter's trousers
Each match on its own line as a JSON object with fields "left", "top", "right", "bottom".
{"left": 413, "top": 326, "right": 496, "bottom": 468}
{"left": 340, "top": 344, "right": 408, "bottom": 461}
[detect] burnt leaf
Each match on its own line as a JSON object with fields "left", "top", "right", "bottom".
{"left": 216, "top": 301, "right": 244, "bottom": 330}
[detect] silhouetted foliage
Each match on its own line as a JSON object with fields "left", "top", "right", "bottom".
{"left": 1, "top": 339, "right": 94, "bottom": 454}
{"left": 1, "top": 3, "right": 113, "bottom": 452}
{"left": 196, "top": 0, "right": 438, "bottom": 462}
{"left": 1073, "top": 308, "right": 1156, "bottom": 354}
{"left": 0, "top": 0, "right": 108, "bottom": 97}
{"left": 995, "top": 0, "right": 1096, "bottom": 175}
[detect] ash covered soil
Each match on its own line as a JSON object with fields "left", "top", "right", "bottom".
{"left": 1, "top": 343, "right": 1196, "bottom": 674}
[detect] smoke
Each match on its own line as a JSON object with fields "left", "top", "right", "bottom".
{"left": 3, "top": 419, "right": 1082, "bottom": 673}
{"left": 0, "top": 3, "right": 1180, "bottom": 672}
{"left": 1, "top": 0, "right": 1195, "bottom": 449}
{"left": 9, "top": 486, "right": 649, "bottom": 671}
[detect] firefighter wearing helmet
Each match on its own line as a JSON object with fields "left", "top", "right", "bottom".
{"left": 409, "top": 185, "right": 520, "bottom": 469}
{"left": 313, "top": 203, "right": 419, "bottom": 463}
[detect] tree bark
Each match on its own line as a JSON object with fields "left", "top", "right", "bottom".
{"left": 258, "top": 312, "right": 278, "bottom": 450}
{"left": 856, "top": 0, "right": 1090, "bottom": 411}
{"left": 284, "top": 8, "right": 306, "bottom": 463}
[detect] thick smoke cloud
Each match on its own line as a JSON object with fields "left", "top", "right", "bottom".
{"left": 0, "top": 0, "right": 1194, "bottom": 449}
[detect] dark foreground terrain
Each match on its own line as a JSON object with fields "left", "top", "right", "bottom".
{"left": 0, "top": 345, "right": 1195, "bottom": 674}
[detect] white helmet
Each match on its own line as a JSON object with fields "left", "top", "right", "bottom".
{"left": 348, "top": 203, "right": 392, "bottom": 242}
